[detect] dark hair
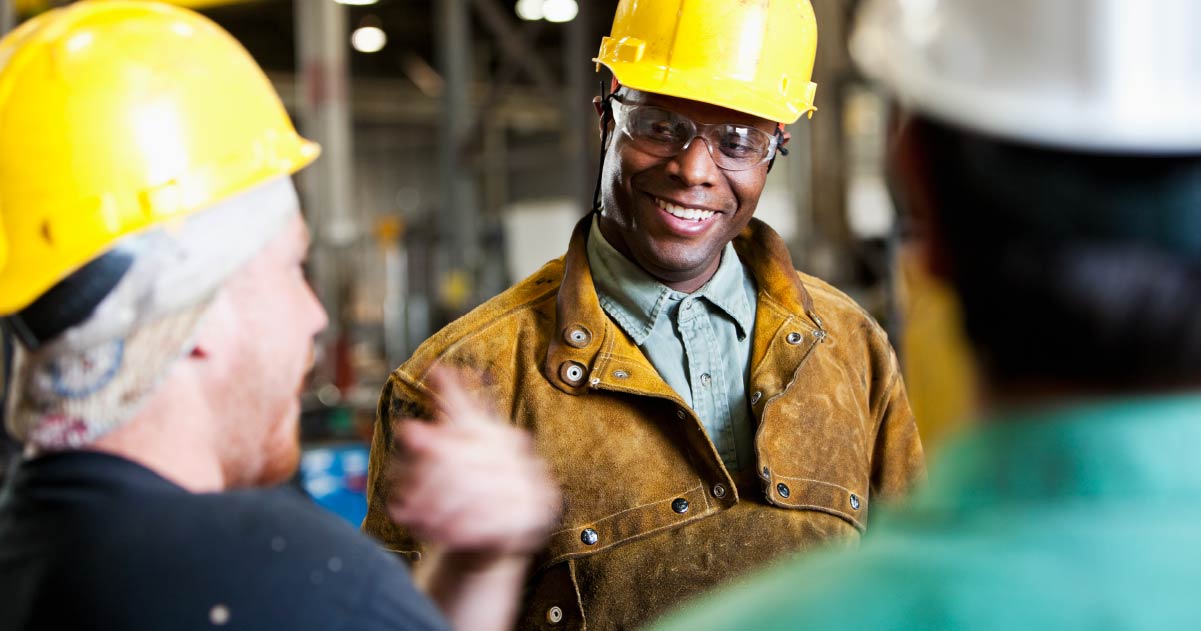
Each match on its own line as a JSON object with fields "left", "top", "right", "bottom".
{"left": 914, "top": 115, "right": 1201, "bottom": 389}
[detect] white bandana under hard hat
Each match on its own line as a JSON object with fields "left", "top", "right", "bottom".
{"left": 6, "top": 176, "right": 301, "bottom": 450}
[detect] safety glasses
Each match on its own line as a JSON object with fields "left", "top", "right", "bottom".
{"left": 610, "top": 98, "right": 781, "bottom": 171}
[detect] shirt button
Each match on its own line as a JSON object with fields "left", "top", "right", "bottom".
{"left": 699, "top": 373, "right": 712, "bottom": 387}
{"left": 671, "top": 498, "right": 690, "bottom": 514}
{"left": 676, "top": 409, "right": 686, "bottom": 420}
{"left": 559, "top": 361, "right": 586, "bottom": 386}
{"left": 564, "top": 326, "right": 592, "bottom": 348}
{"left": 711, "top": 483, "right": 727, "bottom": 498}
{"left": 683, "top": 300, "right": 694, "bottom": 311}
{"left": 776, "top": 483, "right": 791, "bottom": 499}
{"left": 581, "top": 528, "right": 599, "bottom": 545}
{"left": 547, "top": 606, "right": 564, "bottom": 624}
{"left": 786, "top": 332, "right": 803, "bottom": 345}
{"left": 850, "top": 494, "right": 861, "bottom": 510}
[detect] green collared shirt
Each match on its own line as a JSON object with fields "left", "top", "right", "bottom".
{"left": 586, "top": 216, "right": 758, "bottom": 470}
{"left": 651, "top": 394, "right": 1201, "bottom": 630}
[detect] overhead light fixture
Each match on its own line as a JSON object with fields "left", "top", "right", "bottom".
{"left": 335, "top": 0, "right": 379, "bottom": 5}
{"left": 515, "top": 0, "right": 544, "bottom": 21}
{"left": 351, "top": 25, "right": 387, "bottom": 53}
{"left": 542, "top": 0, "right": 578, "bottom": 23}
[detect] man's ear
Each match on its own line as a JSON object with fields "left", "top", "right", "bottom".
{"left": 592, "top": 95, "right": 605, "bottom": 119}
{"left": 888, "top": 111, "right": 952, "bottom": 282}
{"left": 779, "top": 127, "right": 791, "bottom": 149}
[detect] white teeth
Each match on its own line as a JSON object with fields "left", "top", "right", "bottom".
{"left": 655, "top": 198, "right": 716, "bottom": 221}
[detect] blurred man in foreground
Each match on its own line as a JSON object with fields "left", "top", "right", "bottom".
{"left": 652, "top": 0, "right": 1201, "bottom": 628}
{"left": 0, "top": 3, "right": 557, "bottom": 630}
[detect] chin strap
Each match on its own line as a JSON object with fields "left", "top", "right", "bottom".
{"left": 767, "top": 124, "right": 788, "bottom": 173}
{"left": 592, "top": 80, "right": 618, "bottom": 215}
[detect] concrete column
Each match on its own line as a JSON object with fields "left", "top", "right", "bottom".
{"left": 295, "top": 0, "right": 355, "bottom": 377}
{"left": 436, "top": 0, "right": 480, "bottom": 307}
{"left": 563, "top": 0, "right": 592, "bottom": 211}
{"left": 1, "top": 0, "right": 15, "bottom": 37}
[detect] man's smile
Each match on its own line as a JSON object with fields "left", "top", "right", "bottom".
{"left": 654, "top": 196, "right": 719, "bottom": 222}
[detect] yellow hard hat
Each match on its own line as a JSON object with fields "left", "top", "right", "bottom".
{"left": 0, "top": 1, "right": 319, "bottom": 315}
{"left": 594, "top": 0, "right": 818, "bottom": 124}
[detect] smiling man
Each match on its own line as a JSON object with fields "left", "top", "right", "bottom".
{"left": 364, "top": 1, "right": 925, "bottom": 628}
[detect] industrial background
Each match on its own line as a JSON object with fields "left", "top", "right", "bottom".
{"left": 0, "top": 0, "right": 973, "bottom": 522}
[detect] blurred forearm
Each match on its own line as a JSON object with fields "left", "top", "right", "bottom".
{"left": 416, "top": 549, "right": 531, "bottom": 631}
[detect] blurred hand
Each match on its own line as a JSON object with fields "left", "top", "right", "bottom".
{"left": 386, "top": 367, "right": 562, "bottom": 556}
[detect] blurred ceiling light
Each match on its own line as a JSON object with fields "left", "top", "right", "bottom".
{"left": 542, "top": 0, "right": 578, "bottom": 23}
{"left": 516, "top": 0, "right": 544, "bottom": 21}
{"left": 335, "top": 0, "right": 379, "bottom": 5}
{"left": 351, "top": 26, "right": 387, "bottom": 53}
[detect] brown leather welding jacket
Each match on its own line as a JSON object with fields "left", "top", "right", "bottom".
{"left": 363, "top": 215, "right": 925, "bottom": 630}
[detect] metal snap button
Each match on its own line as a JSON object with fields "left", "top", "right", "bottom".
{"left": 786, "top": 332, "right": 803, "bottom": 345}
{"left": 699, "top": 373, "right": 712, "bottom": 387}
{"left": 761, "top": 465, "right": 770, "bottom": 478}
{"left": 711, "top": 483, "right": 727, "bottom": 498}
{"left": 581, "top": 528, "right": 599, "bottom": 545}
{"left": 613, "top": 370, "right": 630, "bottom": 379}
{"left": 776, "top": 482, "right": 790, "bottom": 499}
{"left": 814, "top": 329, "right": 828, "bottom": 342}
{"left": 564, "top": 326, "right": 592, "bottom": 348}
{"left": 850, "top": 493, "right": 861, "bottom": 510}
{"left": 671, "top": 498, "right": 690, "bottom": 514}
{"left": 547, "top": 606, "right": 564, "bottom": 624}
{"left": 559, "top": 361, "right": 586, "bottom": 386}
{"left": 676, "top": 409, "right": 686, "bottom": 420}
{"left": 750, "top": 391, "right": 762, "bottom": 405}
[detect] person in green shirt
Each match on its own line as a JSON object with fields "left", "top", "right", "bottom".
{"left": 650, "top": 0, "right": 1201, "bottom": 629}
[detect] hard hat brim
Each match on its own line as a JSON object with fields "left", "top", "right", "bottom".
{"left": 597, "top": 58, "right": 815, "bottom": 125}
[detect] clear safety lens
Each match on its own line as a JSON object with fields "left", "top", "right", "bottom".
{"left": 615, "top": 103, "right": 777, "bottom": 171}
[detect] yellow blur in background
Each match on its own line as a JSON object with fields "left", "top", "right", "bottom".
{"left": 898, "top": 245, "right": 976, "bottom": 455}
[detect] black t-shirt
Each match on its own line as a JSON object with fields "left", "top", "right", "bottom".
{"left": 0, "top": 451, "right": 449, "bottom": 631}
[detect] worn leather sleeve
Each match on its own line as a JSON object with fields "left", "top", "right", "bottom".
{"left": 867, "top": 326, "right": 926, "bottom": 504}
{"left": 362, "top": 372, "right": 429, "bottom": 564}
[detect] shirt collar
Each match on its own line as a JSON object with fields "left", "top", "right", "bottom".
{"left": 918, "top": 394, "right": 1201, "bottom": 507}
{"left": 586, "top": 216, "right": 754, "bottom": 345}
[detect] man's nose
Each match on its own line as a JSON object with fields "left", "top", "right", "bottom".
{"left": 668, "top": 135, "right": 721, "bottom": 187}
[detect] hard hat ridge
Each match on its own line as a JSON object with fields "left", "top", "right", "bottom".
{"left": 594, "top": 0, "right": 819, "bottom": 124}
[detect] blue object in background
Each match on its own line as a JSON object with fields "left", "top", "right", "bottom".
{"left": 299, "top": 443, "right": 370, "bottom": 526}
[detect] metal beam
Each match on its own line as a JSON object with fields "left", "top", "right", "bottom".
{"left": 807, "top": 0, "right": 855, "bottom": 283}
{"left": 268, "top": 74, "right": 564, "bottom": 129}
{"left": 470, "top": 0, "right": 560, "bottom": 101}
